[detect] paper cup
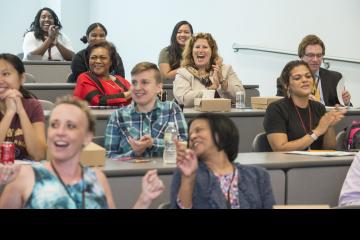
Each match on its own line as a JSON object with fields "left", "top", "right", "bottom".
{"left": 202, "top": 90, "right": 215, "bottom": 99}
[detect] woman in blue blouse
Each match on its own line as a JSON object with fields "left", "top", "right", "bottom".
{"left": 171, "top": 113, "right": 275, "bottom": 209}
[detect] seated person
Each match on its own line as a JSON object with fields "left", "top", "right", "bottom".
{"left": 276, "top": 34, "right": 351, "bottom": 106}
{"left": 0, "top": 96, "right": 164, "bottom": 209}
{"left": 158, "top": 21, "right": 193, "bottom": 82}
{"left": 105, "top": 62, "right": 187, "bottom": 158}
{"left": 22, "top": 7, "right": 74, "bottom": 61}
{"left": 264, "top": 60, "right": 345, "bottom": 152}
{"left": 68, "top": 22, "right": 125, "bottom": 83}
{"left": 0, "top": 53, "right": 46, "bottom": 161}
{"left": 173, "top": 32, "right": 244, "bottom": 108}
{"left": 171, "top": 113, "right": 275, "bottom": 209}
{"left": 73, "top": 41, "right": 131, "bottom": 106}
{"left": 338, "top": 153, "right": 360, "bottom": 207}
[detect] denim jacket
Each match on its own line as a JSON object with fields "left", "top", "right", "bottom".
{"left": 170, "top": 161, "right": 276, "bottom": 209}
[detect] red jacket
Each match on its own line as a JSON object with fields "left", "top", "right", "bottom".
{"left": 74, "top": 72, "right": 132, "bottom": 106}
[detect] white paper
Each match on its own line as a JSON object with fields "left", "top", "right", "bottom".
{"left": 336, "top": 78, "right": 345, "bottom": 106}
{"left": 286, "top": 151, "right": 357, "bottom": 157}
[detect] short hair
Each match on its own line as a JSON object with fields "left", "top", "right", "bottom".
{"left": 0, "top": 53, "right": 37, "bottom": 99}
{"left": 168, "top": 21, "right": 193, "bottom": 70}
{"left": 131, "top": 62, "right": 162, "bottom": 84}
{"left": 188, "top": 113, "right": 239, "bottom": 162}
{"left": 279, "top": 60, "right": 314, "bottom": 97}
{"left": 181, "top": 32, "right": 221, "bottom": 72}
{"left": 86, "top": 41, "right": 117, "bottom": 73}
{"left": 26, "top": 7, "right": 62, "bottom": 41}
{"left": 80, "top": 22, "right": 108, "bottom": 44}
{"left": 298, "top": 34, "right": 325, "bottom": 58}
{"left": 53, "top": 95, "right": 95, "bottom": 134}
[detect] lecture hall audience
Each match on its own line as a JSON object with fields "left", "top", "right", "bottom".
{"left": 22, "top": 7, "right": 74, "bottom": 61}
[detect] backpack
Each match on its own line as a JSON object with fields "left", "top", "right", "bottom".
{"left": 343, "top": 121, "right": 360, "bottom": 150}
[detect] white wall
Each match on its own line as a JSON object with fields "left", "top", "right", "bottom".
{"left": 1, "top": 0, "right": 360, "bottom": 105}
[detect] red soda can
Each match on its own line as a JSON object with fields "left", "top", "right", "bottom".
{"left": 1, "top": 142, "right": 15, "bottom": 164}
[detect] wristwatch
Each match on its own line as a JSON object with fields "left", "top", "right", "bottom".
{"left": 309, "top": 130, "right": 318, "bottom": 141}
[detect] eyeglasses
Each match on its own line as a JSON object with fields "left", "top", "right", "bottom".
{"left": 304, "top": 53, "right": 323, "bottom": 59}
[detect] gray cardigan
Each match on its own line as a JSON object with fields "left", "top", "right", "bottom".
{"left": 170, "top": 161, "right": 276, "bottom": 209}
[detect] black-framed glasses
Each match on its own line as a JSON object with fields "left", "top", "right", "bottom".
{"left": 304, "top": 53, "right": 323, "bottom": 59}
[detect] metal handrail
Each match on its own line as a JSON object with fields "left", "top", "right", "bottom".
{"left": 232, "top": 43, "right": 360, "bottom": 69}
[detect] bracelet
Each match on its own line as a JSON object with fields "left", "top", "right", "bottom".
{"left": 309, "top": 130, "right": 318, "bottom": 141}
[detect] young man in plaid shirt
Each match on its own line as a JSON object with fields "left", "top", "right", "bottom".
{"left": 105, "top": 62, "right": 187, "bottom": 158}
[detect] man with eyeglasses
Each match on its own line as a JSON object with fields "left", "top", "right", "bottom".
{"left": 277, "top": 34, "right": 351, "bottom": 106}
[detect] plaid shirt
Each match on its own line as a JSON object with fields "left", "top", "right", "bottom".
{"left": 105, "top": 99, "right": 188, "bottom": 158}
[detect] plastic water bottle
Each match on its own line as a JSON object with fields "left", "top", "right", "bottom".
{"left": 236, "top": 89, "right": 246, "bottom": 109}
{"left": 163, "top": 122, "right": 178, "bottom": 164}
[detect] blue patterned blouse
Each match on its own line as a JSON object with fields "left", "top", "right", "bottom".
{"left": 24, "top": 163, "right": 109, "bottom": 209}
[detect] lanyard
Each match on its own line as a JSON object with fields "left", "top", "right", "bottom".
{"left": 291, "top": 98, "right": 312, "bottom": 135}
{"left": 51, "top": 161, "right": 86, "bottom": 209}
{"left": 226, "top": 165, "right": 236, "bottom": 209}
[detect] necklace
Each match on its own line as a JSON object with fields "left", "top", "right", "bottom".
{"left": 291, "top": 97, "right": 312, "bottom": 134}
{"left": 50, "top": 161, "right": 86, "bottom": 209}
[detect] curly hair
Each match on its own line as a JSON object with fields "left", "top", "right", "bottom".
{"left": 181, "top": 32, "right": 221, "bottom": 72}
{"left": 25, "top": 7, "right": 62, "bottom": 41}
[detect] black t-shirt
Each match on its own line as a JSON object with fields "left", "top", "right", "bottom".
{"left": 263, "top": 98, "right": 326, "bottom": 150}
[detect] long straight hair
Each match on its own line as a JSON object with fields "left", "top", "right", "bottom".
{"left": 167, "top": 21, "right": 193, "bottom": 70}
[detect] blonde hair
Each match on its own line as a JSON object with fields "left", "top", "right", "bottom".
{"left": 53, "top": 95, "right": 95, "bottom": 133}
{"left": 181, "top": 32, "right": 221, "bottom": 71}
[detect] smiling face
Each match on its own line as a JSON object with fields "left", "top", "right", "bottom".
{"left": 176, "top": 24, "right": 192, "bottom": 47}
{"left": 189, "top": 119, "right": 216, "bottom": 159}
{"left": 288, "top": 65, "right": 314, "bottom": 97}
{"left": 301, "top": 44, "right": 323, "bottom": 73}
{"left": 192, "top": 38, "right": 212, "bottom": 70}
{"left": 39, "top": 10, "right": 55, "bottom": 32}
{"left": 89, "top": 47, "right": 112, "bottom": 77}
{"left": 47, "top": 104, "right": 92, "bottom": 163}
{"left": 131, "top": 69, "right": 161, "bottom": 111}
{"left": 0, "top": 59, "right": 23, "bottom": 95}
{"left": 88, "top": 26, "right": 107, "bottom": 45}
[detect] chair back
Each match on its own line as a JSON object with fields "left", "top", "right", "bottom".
{"left": 336, "top": 131, "right": 346, "bottom": 150}
{"left": 252, "top": 132, "right": 272, "bottom": 152}
{"left": 24, "top": 73, "right": 36, "bottom": 83}
{"left": 39, "top": 99, "right": 54, "bottom": 111}
{"left": 93, "top": 136, "right": 105, "bottom": 147}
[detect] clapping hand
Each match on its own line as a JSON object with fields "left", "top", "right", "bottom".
{"left": 133, "top": 169, "right": 165, "bottom": 209}
{"left": 141, "top": 170, "right": 165, "bottom": 201}
{"left": 342, "top": 90, "right": 351, "bottom": 106}
{"left": 128, "top": 135, "right": 153, "bottom": 156}
{"left": 0, "top": 164, "right": 21, "bottom": 186}
{"left": 47, "top": 25, "right": 59, "bottom": 45}
{"left": 175, "top": 139, "right": 198, "bottom": 177}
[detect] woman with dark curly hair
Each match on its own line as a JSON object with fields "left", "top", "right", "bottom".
{"left": 22, "top": 7, "right": 74, "bottom": 61}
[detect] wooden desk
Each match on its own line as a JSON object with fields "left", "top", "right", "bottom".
{"left": 103, "top": 152, "right": 354, "bottom": 208}
{"left": 24, "top": 61, "right": 71, "bottom": 83}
